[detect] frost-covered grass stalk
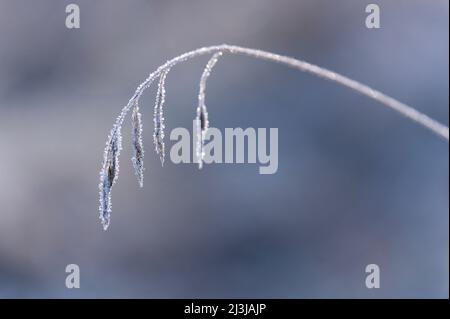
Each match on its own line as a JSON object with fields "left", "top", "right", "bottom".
{"left": 196, "top": 51, "right": 223, "bottom": 169}
{"left": 98, "top": 44, "right": 449, "bottom": 230}
{"left": 153, "top": 68, "right": 170, "bottom": 166}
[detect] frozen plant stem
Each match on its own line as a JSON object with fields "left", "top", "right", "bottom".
{"left": 99, "top": 44, "right": 449, "bottom": 230}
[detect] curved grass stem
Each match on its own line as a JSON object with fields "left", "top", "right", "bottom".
{"left": 99, "top": 44, "right": 449, "bottom": 230}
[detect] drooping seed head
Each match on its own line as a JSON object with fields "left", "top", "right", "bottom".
{"left": 195, "top": 51, "right": 223, "bottom": 169}
{"left": 131, "top": 100, "right": 145, "bottom": 187}
{"left": 153, "top": 68, "right": 170, "bottom": 166}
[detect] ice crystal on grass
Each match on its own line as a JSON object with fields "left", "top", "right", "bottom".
{"left": 196, "top": 51, "right": 223, "bottom": 169}
{"left": 153, "top": 68, "right": 170, "bottom": 166}
{"left": 99, "top": 125, "right": 122, "bottom": 230}
{"left": 131, "top": 100, "right": 144, "bottom": 187}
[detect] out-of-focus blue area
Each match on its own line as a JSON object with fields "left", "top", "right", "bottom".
{"left": 0, "top": 0, "right": 448, "bottom": 298}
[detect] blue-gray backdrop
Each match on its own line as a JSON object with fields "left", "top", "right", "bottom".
{"left": 0, "top": 0, "right": 448, "bottom": 298}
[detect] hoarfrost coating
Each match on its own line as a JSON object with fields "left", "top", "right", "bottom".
{"left": 98, "top": 44, "right": 449, "bottom": 230}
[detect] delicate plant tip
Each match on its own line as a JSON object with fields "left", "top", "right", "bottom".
{"left": 153, "top": 68, "right": 170, "bottom": 166}
{"left": 196, "top": 107, "right": 208, "bottom": 170}
{"left": 131, "top": 100, "right": 145, "bottom": 187}
{"left": 196, "top": 51, "right": 223, "bottom": 169}
{"left": 97, "top": 44, "right": 448, "bottom": 231}
{"left": 99, "top": 126, "right": 122, "bottom": 231}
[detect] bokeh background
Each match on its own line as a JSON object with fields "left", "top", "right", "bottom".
{"left": 0, "top": 0, "right": 448, "bottom": 298}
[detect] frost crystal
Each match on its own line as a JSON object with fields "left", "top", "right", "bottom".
{"left": 196, "top": 51, "right": 223, "bottom": 169}
{"left": 99, "top": 125, "right": 122, "bottom": 230}
{"left": 153, "top": 68, "right": 170, "bottom": 166}
{"left": 131, "top": 100, "right": 144, "bottom": 187}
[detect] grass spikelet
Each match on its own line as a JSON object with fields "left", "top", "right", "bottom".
{"left": 99, "top": 125, "right": 122, "bottom": 230}
{"left": 153, "top": 68, "right": 170, "bottom": 166}
{"left": 196, "top": 51, "right": 223, "bottom": 169}
{"left": 131, "top": 100, "right": 144, "bottom": 187}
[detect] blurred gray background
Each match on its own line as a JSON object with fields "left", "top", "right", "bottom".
{"left": 0, "top": 0, "right": 448, "bottom": 298}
